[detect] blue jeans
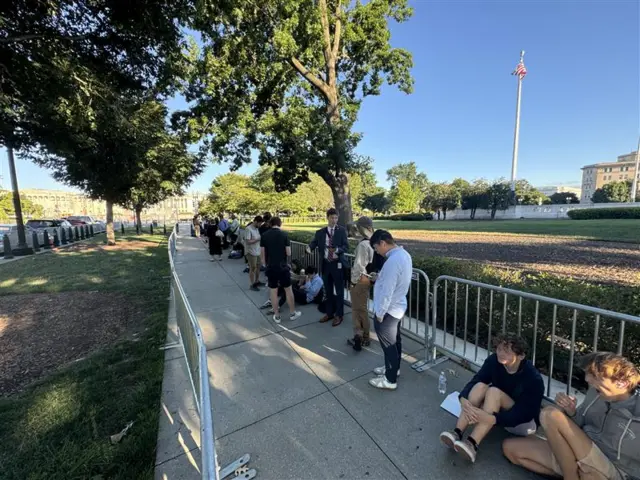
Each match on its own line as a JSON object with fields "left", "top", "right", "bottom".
{"left": 374, "top": 313, "right": 402, "bottom": 383}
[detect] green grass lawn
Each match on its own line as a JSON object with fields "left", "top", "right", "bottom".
{"left": 284, "top": 219, "right": 640, "bottom": 243}
{"left": 0, "top": 232, "right": 170, "bottom": 480}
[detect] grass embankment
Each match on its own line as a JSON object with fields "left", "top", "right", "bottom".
{"left": 285, "top": 219, "right": 640, "bottom": 243}
{"left": 0, "top": 232, "right": 170, "bottom": 480}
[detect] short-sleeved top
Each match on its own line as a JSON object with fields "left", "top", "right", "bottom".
{"left": 260, "top": 228, "right": 290, "bottom": 267}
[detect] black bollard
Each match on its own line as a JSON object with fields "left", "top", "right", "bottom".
{"left": 43, "top": 230, "right": 51, "bottom": 249}
{"left": 136, "top": 224, "right": 140, "bottom": 235}
{"left": 32, "top": 231, "right": 41, "bottom": 252}
{"left": 79, "top": 226, "right": 85, "bottom": 240}
{"left": 163, "top": 224, "right": 167, "bottom": 235}
{"left": 190, "top": 224, "right": 195, "bottom": 237}
{"left": 121, "top": 223, "right": 125, "bottom": 234}
{"left": 176, "top": 222, "right": 179, "bottom": 233}
{"left": 84, "top": 225, "right": 89, "bottom": 238}
{"left": 68, "top": 227, "right": 74, "bottom": 243}
{"left": 53, "top": 229, "right": 60, "bottom": 247}
{"left": 3, "top": 234, "right": 13, "bottom": 259}
{"left": 150, "top": 223, "right": 154, "bottom": 235}
{"left": 61, "top": 227, "right": 68, "bottom": 245}
{"left": 89, "top": 225, "right": 94, "bottom": 237}
{"left": 74, "top": 226, "right": 80, "bottom": 241}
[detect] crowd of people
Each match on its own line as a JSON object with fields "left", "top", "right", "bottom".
{"left": 193, "top": 208, "right": 640, "bottom": 480}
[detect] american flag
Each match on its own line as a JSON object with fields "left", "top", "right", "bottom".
{"left": 512, "top": 61, "right": 527, "bottom": 80}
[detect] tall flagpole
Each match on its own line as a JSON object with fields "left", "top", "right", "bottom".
{"left": 510, "top": 51, "right": 527, "bottom": 203}
{"left": 631, "top": 136, "right": 640, "bottom": 202}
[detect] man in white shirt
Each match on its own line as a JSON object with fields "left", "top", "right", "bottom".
{"left": 368, "top": 230, "right": 412, "bottom": 391}
{"left": 245, "top": 215, "right": 262, "bottom": 291}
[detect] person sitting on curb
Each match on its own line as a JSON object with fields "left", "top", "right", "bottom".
{"left": 503, "top": 351, "right": 640, "bottom": 480}
{"left": 271, "top": 265, "right": 324, "bottom": 312}
{"left": 440, "top": 333, "right": 544, "bottom": 464}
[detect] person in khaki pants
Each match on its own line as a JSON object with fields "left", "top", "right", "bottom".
{"left": 347, "top": 216, "right": 375, "bottom": 351}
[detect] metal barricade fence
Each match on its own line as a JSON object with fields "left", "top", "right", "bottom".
{"left": 428, "top": 275, "right": 640, "bottom": 400}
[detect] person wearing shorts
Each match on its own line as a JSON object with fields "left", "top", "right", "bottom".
{"left": 440, "top": 333, "right": 544, "bottom": 464}
{"left": 503, "top": 352, "right": 640, "bottom": 480}
{"left": 260, "top": 216, "right": 301, "bottom": 324}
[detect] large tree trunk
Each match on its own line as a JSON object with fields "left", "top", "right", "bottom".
{"left": 322, "top": 171, "right": 353, "bottom": 226}
{"left": 106, "top": 200, "right": 116, "bottom": 245}
{"left": 135, "top": 207, "right": 142, "bottom": 233}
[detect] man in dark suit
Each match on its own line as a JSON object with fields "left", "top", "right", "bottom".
{"left": 307, "top": 208, "right": 350, "bottom": 326}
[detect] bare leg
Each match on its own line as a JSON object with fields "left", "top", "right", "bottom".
{"left": 539, "top": 406, "right": 594, "bottom": 480}
{"left": 503, "top": 436, "right": 561, "bottom": 477}
{"left": 456, "top": 382, "right": 489, "bottom": 432}
{"left": 270, "top": 288, "right": 280, "bottom": 316}
{"left": 469, "top": 386, "right": 515, "bottom": 444}
{"left": 284, "top": 286, "right": 296, "bottom": 313}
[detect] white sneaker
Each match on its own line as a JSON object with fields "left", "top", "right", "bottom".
{"left": 439, "top": 431, "right": 458, "bottom": 449}
{"left": 373, "top": 366, "right": 400, "bottom": 377}
{"left": 260, "top": 300, "right": 272, "bottom": 309}
{"left": 368, "top": 376, "right": 397, "bottom": 390}
{"left": 273, "top": 315, "right": 281, "bottom": 324}
{"left": 290, "top": 311, "right": 302, "bottom": 321}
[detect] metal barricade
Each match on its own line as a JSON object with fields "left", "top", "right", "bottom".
{"left": 168, "top": 229, "right": 253, "bottom": 480}
{"left": 428, "top": 275, "right": 640, "bottom": 399}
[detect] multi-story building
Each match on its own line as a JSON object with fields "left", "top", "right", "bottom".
{"left": 3, "top": 189, "right": 207, "bottom": 222}
{"left": 536, "top": 185, "right": 582, "bottom": 199}
{"left": 580, "top": 151, "right": 639, "bottom": 203}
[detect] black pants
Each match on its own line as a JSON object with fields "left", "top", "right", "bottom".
{"left": 374, "top": 313, "right": 402, "bottom": 383}
{"left": 322, "top": 260, "right": 344, "bottom": 317}
{"left": 279, "top": 285, "right": 308, "bottom": 307}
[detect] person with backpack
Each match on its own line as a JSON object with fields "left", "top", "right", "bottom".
{"left": 218, "top": 213, "right": 230, "bottom": 249}
{"left": 228, "top": 214, "right": 240, "bottom": 244}
{"left": 347, "top": 216, "right": 378, "bottom": 351}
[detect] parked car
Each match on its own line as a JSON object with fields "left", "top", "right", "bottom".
{"left": 65, "top": 215, "right": 96, "bottom": 225}
{"left": 26, "top": 219, "right": 73, "bottom": 230}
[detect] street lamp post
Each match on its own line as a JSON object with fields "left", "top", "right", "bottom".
{"left": 6, "top": 146, "right": 33, "bottom": 255}
{"left": 510, "top": 51, "right": 527, "bottom": 204}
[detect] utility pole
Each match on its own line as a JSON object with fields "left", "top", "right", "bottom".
{"left": 6, "top": 146, "right": 33, "bottom": 255}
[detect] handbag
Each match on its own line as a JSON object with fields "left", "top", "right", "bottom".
{"left": 215, "top": 229, "right": 224, "bottom": 238}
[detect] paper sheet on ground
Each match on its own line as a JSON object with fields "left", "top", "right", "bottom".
{"left": 440, "top": 391, "right": 461, "bottom": 418}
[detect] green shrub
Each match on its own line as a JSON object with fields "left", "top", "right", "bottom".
{"left": 568, "top": 207, "right": 640, "bottom": 220}
{"left": 374, "top": 213, "right": 433, "bottom": 221}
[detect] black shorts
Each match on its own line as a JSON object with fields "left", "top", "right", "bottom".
{"left": 266, "top": 265, "right": 292, "bottom": 289}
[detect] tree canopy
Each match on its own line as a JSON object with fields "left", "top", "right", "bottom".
{"left": 549, "top": 192, "right": 580, "bottom": 204}
{"left": 176, "top": 0, "right": 414, "bottom": 225}
{"left": 591, "top": 181, "right": 636, "bottom": 203}
{"left": 0, "top": 191, "right": 44, "bottom": 222}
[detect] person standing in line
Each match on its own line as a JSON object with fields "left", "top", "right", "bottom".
{"left": 347, "top": 217, "right": 375, "bottom": 351}
{"left": 260, "top": 216, "right": 302, "bottom": 324}
{"left": 193, "top": 215, "right": 200, "bottom": 237}
{"left": 368, "top": 230, "right": 412, "bottom": 391}
{"left": 228, "top": 214, "right": 240, "bottom": 245}
{"left": 218, "top": 213, "right": 229, "bottom": 249}
{"left": 206, "top": 218, "right": 223, "bottom": 261}
{"left": 245, "top": 215, "right": 263, "bottom": 291}
{"left": 307, "top": 208, "right": 350, "bottom": 327}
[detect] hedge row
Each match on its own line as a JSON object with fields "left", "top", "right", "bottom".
{"left": 286, "top": 229, "right": 640, "bottom": 378}
{"left": 568, "top": 207, "right": 640, "bottom": 220}
{"left": 373, "top": 213, "right": 434, "bottom": 221}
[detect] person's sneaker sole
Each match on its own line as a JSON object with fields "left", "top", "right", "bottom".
{"left": 273, "top": 316, "right": 281, "bottom": 324}
{"left": 439, "top": 431, "right": 457, "bottom": 449}
{"left": 453, "top": 441, "right": 476, "bottom": 463}
{"left": 368, "top": 377, "right": 397, "bottom": 390}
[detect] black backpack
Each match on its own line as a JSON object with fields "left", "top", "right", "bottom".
{"left": 362, "top": 239, "right": 385, "bottom": 274}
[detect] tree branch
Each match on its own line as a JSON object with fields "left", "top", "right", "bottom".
{"left": 332, "top": 1, "right": 342, "bottom": 60}
{"left": 290, "top": 56, "right": 330, "bottom": 98}
{"left": 0, "top": 33, "right": 89, "bottom": 44}
{"left": 318, "top": 0, "right": 333, "bottom": 66}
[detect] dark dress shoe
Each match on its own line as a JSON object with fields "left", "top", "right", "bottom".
{"left": 319, "top": 315, "right": 333, "bottom": 323}
{"left": 332, "top": 316, "right": 343, "bottom": 327}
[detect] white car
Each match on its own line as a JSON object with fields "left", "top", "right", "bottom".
{"left": 0, "top": 224, "right": 52, "bottom": 254}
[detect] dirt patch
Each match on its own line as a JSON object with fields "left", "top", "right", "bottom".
{"left": 55, "top": 240, "right": 158, "bottom": 254}
{"left": 0, "top": 291, "right": 143, "bottom": 396}
{"left": 390, "top": 231, "right": 640, "bottom": 286}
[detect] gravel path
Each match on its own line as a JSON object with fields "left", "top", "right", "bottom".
{"left": 390, "top": 231, "right": 640, "bottom": 286}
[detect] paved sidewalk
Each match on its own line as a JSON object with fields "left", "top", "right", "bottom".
{"left": 155, "top": 231, "right": 540, "bottom": 480}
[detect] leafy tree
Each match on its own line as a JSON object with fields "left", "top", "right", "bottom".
{"left": 349, "top": 167, "right": 380, "bottom": 212}
{"left": 386, "top": 162, "right": 429, "bottom": 196}
{"left": 177, "top": 0, "right": 415, "bottom": 226}
{"left": 460, "top": 180, "right": 490, "bottom": 220}
{"left": 549, "top": 192, "right": 580, "bottom": 204}
{"left": 0, "top": 191, "right": 44, "bottom": 222}
{"left": 515, "top": 180, "right": 548, "bottom": 205}
{"left": 390, "top": 179, "right": 420, "bottom": 213}
{"left": 487, "top": 180, "right": 511, "bottom": 219}
{"left": 421, "top": 183, "right": 460, "bottom": 220}
{"left": 361, "top": 191, "right": 391, "bottom": 215}
{"left": 591, "top": 181, "right": 634, "bottom": 203}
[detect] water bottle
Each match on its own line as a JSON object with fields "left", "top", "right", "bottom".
{"left": 438, "top": 371, "right": 447, "bottom": 395}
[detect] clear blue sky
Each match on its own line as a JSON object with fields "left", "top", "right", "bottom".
{"left": 2, "top": 0, "right": 638, "bottom": 193}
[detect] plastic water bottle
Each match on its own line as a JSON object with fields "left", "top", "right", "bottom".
{"left": 438, "top": 371, "right": 447, "bottom": 395}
